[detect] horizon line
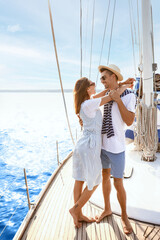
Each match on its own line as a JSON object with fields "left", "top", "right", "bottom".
{"left": 0, "top": 89, "right": 103, "bottom": 93}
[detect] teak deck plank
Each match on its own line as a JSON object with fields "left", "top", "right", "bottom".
{"left": 30, "top": 175, "right": 62, "bottom": 239}
{"left": 13, "top": 154, "right": 160, "bottom": 240}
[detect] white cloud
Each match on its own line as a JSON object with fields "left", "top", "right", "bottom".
{"left": 0, "top": 64, "right": 6, "bottom": 71}
{"left": 0, "top": 64, "right": 8, "bottom": 76}
{"left": 0, "top": 44, "right": 44, "bottom": 59}
{"left": 7, "top": 24, "right": 21, "bottom": 33}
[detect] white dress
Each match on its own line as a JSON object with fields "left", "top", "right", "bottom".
{"left": 72, "top": 98, "right": 102, "bottom": 190}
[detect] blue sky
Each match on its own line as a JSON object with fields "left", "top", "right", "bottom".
{"left": 0, "top": 0, "right": 160, "bottom": 90}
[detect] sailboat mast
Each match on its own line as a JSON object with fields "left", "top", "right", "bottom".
{"left": 141, "top": 0, "right": 153, "bottom": 106}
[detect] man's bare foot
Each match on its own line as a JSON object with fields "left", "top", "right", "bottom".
{"left": 121, "top": 215, "right": 133, "bottom": 235}
{"left": 79, "top": 214, "right": 95, "bottom": 223}
{"left": 69, "top": 207, "right": 82, "bottom": 228}
{"left": 95, "top": 210, "right": 112, "bottom": 223}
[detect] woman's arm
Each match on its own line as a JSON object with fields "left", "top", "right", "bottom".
{"left": 118, "top": 78, "right": 135, "bottom": 88}
{"left": 94, "top": 78, "right": 134, "bottom": 99}
{"left": 99, "top": 84, "right": 130, "bottom": 106}
{"left": 92, "top": 88, "right": 109, "bottom": 98}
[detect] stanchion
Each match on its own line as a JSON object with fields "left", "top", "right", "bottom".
{"left": 24, "top": 168, "right": 31, "bottom": 210}
{"left": 56, "top": 140, "right": 60, "bottom": 166}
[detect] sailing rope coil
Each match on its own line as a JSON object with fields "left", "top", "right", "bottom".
{"left": 48, "top": 0, "right": 75, "bottom": 145}
{"left": 134, "top": 97, "right": 158, "bottom": 161}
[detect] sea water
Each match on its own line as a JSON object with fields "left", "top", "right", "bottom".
{"left": 0, "top": 92, "right": 79, "bottom": 240}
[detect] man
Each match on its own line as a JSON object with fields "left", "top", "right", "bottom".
{"left": 95, "top": 64, "right": 136, "bottom": 234}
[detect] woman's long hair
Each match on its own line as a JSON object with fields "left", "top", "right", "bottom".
{"left": 73, "top": 77, "right": 90, "bottom": 114}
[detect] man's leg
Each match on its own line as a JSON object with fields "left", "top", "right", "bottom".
{"left": 114, "top": 178, "right": 133, "bottom": 234}
{"left": 95, "top": 168, "right": 112, "bottom": 222}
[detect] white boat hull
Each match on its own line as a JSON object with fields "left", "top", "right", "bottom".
{"left": 90, "top": 143, "right": 160, "bottom": 225}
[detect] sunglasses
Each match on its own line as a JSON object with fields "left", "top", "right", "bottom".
{"left": 100, "top": 76, "right": 106, "bottom": 81}
{"left": 89, "top": 82, "right": 95, "bottom": 86}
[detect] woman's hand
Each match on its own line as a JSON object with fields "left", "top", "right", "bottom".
{"left": 77, "top": 114, "right": 83, "bottom": 127}
{"left": 109, "top": 84, "right": 130, "bottom": 102}
{"left": 109, "top": 90, "right": 120, "bottom": 102}
{"left": 118, "top": 84, "right": 130, "bottom": 93}
{"left": 119, "top": 78, "right": 135, "bottom": 89}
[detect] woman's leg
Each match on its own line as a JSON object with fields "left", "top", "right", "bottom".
{"left": 69, "top": 185, "right": 98, "bottom": 227}
{"left": 73, "top": 180, "right": 96, "bottom": 224}
{"left": 73, "top": 180, "right": 84, "bottom": 203}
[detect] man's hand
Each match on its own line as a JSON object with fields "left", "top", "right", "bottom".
{"left": 77, "top": 114, "right": 83, "bottom": 127}
{"left": 109, "top": 90, "right": 121, "bottom": 102}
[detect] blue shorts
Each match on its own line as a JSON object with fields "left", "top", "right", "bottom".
{"left": 101, "top": 149, "right": 125, "bottom": 178}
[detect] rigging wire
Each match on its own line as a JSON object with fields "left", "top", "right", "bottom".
{"left": 151, "top": 5, "right": 156, "bottom": 92}
{"left": 48, "top": 0, "right": 75, "bottom": 145}
{"left": 96, "top": 0, "right": 111, "bottom": 86}
{"left": 130, "top": 0, "right": 138, "bottom": 44}
{"left": 128, "top": 0, "right": 137, "bottom": 77}
{"left": 89, "top": 0, "right": 96, "bottom": 79}
{"left": 151, "top": 6, "right": 155, "bottom": 64}
{"left": 136, "top": 0, "right": 143, "bottom": 101}
{"left": 107, "top": 0, "right": 116, "bottom": 65}
{"left": 80, "top": 0, "right": 83, "bottom": 77}
{"left": 83, "top": 0, "right": 90, "bottom": 76}
{"left": 137, "top": 0, "right": 142, "bottom": 64}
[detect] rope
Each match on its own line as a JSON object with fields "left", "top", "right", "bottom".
{"left": 80, "top": 0, "right": 83, "bottom": 77}
{"left": 96, "top": 0, "right": 111, "bottom": 86}
{"left": 107, "top": 0, "right": 116, "bottom": 65}
{"left": 150, "top": 6, "right": 157, "bottom": 92}
{"left": 89, "top": 0, "right": 96, "bottom": 79}
{"left": 128, "top": 0, "right": 137, "bottom": 77}
{"left": 48, "top": 0, "right": 75, "bottom": 145}
{"left": 134, "top": 97, "right": 158, "bottom": 161}
{"left": 0, "top": 205, "right": 19, "bottom": 238}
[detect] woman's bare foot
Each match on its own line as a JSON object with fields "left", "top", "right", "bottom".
{"left": 95, "top": 210, "right": 112, "bottom": 223}
{"left": 79, "top": 214, "right": 95, "bottom": 223}
{"left": 121, "top": 215, "right": 133, "bottom": 234}
{"left": 69, "top": 207, "right": 82, "bottom": 228}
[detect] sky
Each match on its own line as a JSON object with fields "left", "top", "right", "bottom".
{"left": 0, "top": 0, "right": 160, "bottom": 90}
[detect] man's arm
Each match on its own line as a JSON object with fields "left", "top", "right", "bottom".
{"left": 109, "top": 90, "right": 135, "bottom": 126}
{"left": 116, "top": 99, "right": 135, "bottom": 126}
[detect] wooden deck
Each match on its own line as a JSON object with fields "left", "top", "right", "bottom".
{"left": 14, "top": 153, "right": 160, "bottom": 240}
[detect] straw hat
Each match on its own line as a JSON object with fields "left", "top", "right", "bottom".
{"left": 98, "top": 64, "right": 123, "bottom": 81}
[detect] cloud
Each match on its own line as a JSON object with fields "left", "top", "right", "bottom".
{"left": 0, "top": 43, "right": 44, "bottom": 60}
{"left": 0, "top": 64, "right": 8, "bottom": 77}
{"left": 7, "top": 24, "right": 21, "bottom": 33}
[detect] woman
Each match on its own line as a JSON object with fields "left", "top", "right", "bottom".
{"left": 69, "top": 77, "right": 132, "bottom": 228}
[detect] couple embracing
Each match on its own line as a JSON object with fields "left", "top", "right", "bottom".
{"left": 69, "top": 64, "right": 136, "bottom": 235}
